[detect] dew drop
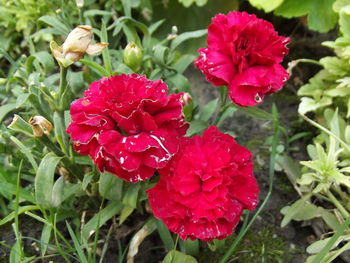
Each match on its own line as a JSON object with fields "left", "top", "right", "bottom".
{"left": 255, "top": 93, "right": 262, "bottom": 103}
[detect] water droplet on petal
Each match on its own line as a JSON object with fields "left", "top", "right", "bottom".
{"left": 255, "top": 93, "right": 262, "bottom": 103}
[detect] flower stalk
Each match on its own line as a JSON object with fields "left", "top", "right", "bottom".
{"left": 58, "top": 66, "right": 69, "bottom": 110}
{"left": 219, "top": 104, "right": 280, "bottom": 263}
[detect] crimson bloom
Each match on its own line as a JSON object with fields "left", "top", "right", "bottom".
{"left": 195, "top": 11, "right": 290, "bottom": 107}
{"left": 67, "top": 74, "right": 187, "bottom": 183}
{"left": 147, "top": 126, "right": 259, "bottom": 241}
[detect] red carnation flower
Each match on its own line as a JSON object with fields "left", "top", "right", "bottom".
{"left": 147, "top": 126, "right": 259, "bottom": 241}
{"left": 67, "top": 74, "right": 188, "bottom": 183}
{"left": 195, "top": 11, "right": 290, "bottom": 107}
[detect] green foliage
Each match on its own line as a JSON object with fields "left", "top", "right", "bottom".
{"left": 297, "top": 1, "right": 350, "bottom": 117}
{"left": 0, "top": 0, "right": 223, "bottom": 261}
{"left": 178, "top": 0, "right": 208, "bottom": 8}
{"left": 163, "top": 250, "right": 197, "bottom": 263}
{"left": 248, "top": 0, "right": 338, "bottom": 32}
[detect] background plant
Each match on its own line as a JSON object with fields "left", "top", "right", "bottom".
{"left": 279, "top": 1, "right": 350, "bottom": 262}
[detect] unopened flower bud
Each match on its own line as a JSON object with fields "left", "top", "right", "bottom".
{"left": 29, "top": 116, "right": 53, "bottom": 137}
{"left": 180, "top": 92, "right": 192, "bottom": 105}
{"left": 76, "top": 0, "right": 84, "bottom": 8}
{"left": 50, "top": 25, "right": 108, "bottom": 67}
{"left": 167, "top": 26, "right": 178, "bottom": 40}
{"left": 171, "top": 26, "right": 178, "bottom": 35}
{"left": 123, "top": 42, "right": 143, "bottom": 72}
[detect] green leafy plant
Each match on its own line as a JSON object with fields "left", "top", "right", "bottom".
{"left": 248, "top": 0, "right": 337, "bottom": 32}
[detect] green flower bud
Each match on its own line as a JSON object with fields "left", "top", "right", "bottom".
{"left": 123, "top": 42, "right": 143, "bottom": 72}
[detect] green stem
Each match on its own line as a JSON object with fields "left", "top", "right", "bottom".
{"left": 333, "top": 185, "right": 349, "bottom": 204}
{"left": 59, "top": 66, "right": 67, "bottom": 99}
{"left": 14, "top": 160, "right": 24, "bottom": 260}
{"left": 214, "top": 86, "right": 229, "bottom": 125}
{"left": 327, "top": 191, "right": 350, "bottom": 219}
{"left": 301, "top": 114, "right": 350, "bottom": 153}
{"left": 219, "top": 104, "right": 280, "bottom": 263}
{"left": 58, "top": 66, "right": 69, "bottom": 110}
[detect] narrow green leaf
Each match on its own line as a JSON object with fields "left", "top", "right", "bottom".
{"left": 82, "top": 172, "right": 94, "bottom": 191}
{"left": 171, "top": 54, "right": 196, "bottom": 74}
{"left": 281, "top": 194, "right": 311, "bottom": 227}
{"left": 200, "top": 98, "right": 219, "bottom": 121}
{"left": 180, "top": 239, "right": 199, "bottom": 256}
{"left": 119, "top": 205, "right": 134, "bottom": 224}
{"left": 80, "top": 59, "right": 109, "bottom": 77}
{"left": 122, "top": 183, "right": 140, "bottom": 208}
{"left": 156, "top": 219, "right": 174, "bottom": 251}
{"left": 185, "top": 120, "right": 208, "bottom": 137}
{"left": 101, "top": 21, "right": 113, "bottom": 75}
{"left": 35, "top": 153, "right": 62, "bottom": 208}
{"left": 217, "top": 107, "right": 236, "bottom": 127}
{"left": 39, "top": 16, "right": 70, "bottom": 35}
{"left": 33, "top": 51, "right": 55, "bottom": 72}
{"left": 149, "top": 19, "right": 165, "bottom": 35}
{"left": 10, "top": 240, "right": 21, "bottom": 263}
{"left": 311, "top": 216, "right": 350, "bottom": 263}
{"left": 10, "top": 136, "right": 38, "bottom": 172}
{"left": 82, "top": 201, "right": 122, "bottom": 240}
{"left": 52, "top": 176, "right": 64, "bottom": 207}
{"left": 83, "top": 10, "right": 113, "bottom": 17}
{"left": 16, "top": 94, "right": 30, "bottom": 108}
{"left": 153, "top": 45, "right": 169, "bottom": 66}
{"left": 40, "top": 223, "right": 52, "bottom": 256}
{"left": 233, "top": 105, "right": 274, "bottom": 120}
{"left": 99, "top": 173, "right": 123, "bottom": 201}
{"left": 66, "top": 221, "right": 88, "bottom": 263}
{"left": 53, "top": 112, "right": 69, "bottom": 155}
{"left": 0, "top": 206, "right": 39, "bottom": 226}
{"left": 170, "top": 29, "right": 207, "bottom": 51}
{"left": 0, "top": 103, "right": 16, "bottom": 122}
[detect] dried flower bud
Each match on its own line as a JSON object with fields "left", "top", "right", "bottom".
{"left": 29, "top": 116, "right": 53, "bottom": 137}
{"left": 180, "top": 92, "right": 192, "bottom": 105}
{"left": 123, "top": 42, "right": 143, "bottom": 72}
{"left": 50, "top": 25, "right": 108, "bottom": 67}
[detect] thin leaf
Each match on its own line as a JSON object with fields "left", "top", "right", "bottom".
{"left": 100, "top": 21, "right": 113, "bottom": 75}
{"left": 156, "top": 219, "right": 174, "bottom": 251}
{"left": 200, "top": 98, "right": 218, "bottom": 121}
{"left": 10, "top": 136, "right": 38, "bottom": 172}
{"left": 38, "top": 16, "right": 70, "bottom": 35}
{"left": 82, "top": 201, "right": 122, "bottom": 240}
{"left": 66, "top": 221, "right": 88, "bottom": 263}
{"left": 281, "top": 194, "right": 312, "bottom": 227}
{"left": 185, "top": 120, "right": 208, "bottom": 137}
{"left": 233, "top": 105, "right": 273, "bottom": 120}
{"left": 170, "top": 29, "right": 207, "bottom": 50}
{"left": 0, "top": 103, "right": 17, "bottom": 122}
{"left": 35, "top": 153, "right": 62, "bottom": 208}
